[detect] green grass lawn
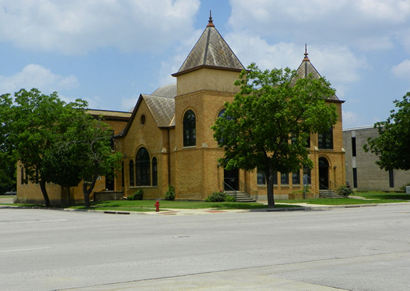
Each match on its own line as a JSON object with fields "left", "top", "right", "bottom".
{"left": 69, "top": 200, "right": 300, "bottom": 212}
{"left": 354, "top": 191, "right": 410, "bottom": 201}
{"left": 279, "top": 191, "right": 410, "bottom": 205}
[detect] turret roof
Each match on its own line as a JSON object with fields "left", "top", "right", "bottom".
{"left": 172, "top": 14, "right": 244, "bottom": 77}
{"left": 296, "top": 45, "right": 341, "bottom": 102}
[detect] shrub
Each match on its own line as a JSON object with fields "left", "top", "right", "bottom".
{"left": 224, "top": 194, "right": 236, "bottom": 202}
{"left": 206, "top": 192, "right": 235, "bottom": 202}
{"left": 337, "top": 185, "right": 353, "bottom": 197}
{"left": 128, "top": 189, "right": 143, "bottom": 200}
{"left": 165, "top": 185, "right": 175, "bottom": 201}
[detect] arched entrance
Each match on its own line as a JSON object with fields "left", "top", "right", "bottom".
{"left": 224, "top": 168, "right": 239, "bottom": 191}
{"left": 319, "top": 157, "right": 329, "bottom": 190}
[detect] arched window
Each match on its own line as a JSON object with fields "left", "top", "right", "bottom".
{"left": 136, "top": 147, "right": 150, "bottom": 186}
{"left": 218, "top": 109, "right": 225, "bottom": 117}
{"left": 183, "top": 110, "right": 196, "bottom": 146}
{"left": 129, "top": 160, "right": 134, "bottom": 186}
{"left": 152, "top": 157, "right": 158, "bottom": 186}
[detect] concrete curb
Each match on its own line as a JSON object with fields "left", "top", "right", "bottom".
{"left": 2, "top": 201, "right": 410, "bottom": 216}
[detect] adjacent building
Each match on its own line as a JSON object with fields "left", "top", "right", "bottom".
{"left": 343, "top": 127, "right": 410, "bottom": 191}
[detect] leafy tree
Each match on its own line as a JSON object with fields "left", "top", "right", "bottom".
{"left": 212, "top": 64, "right": 337, "bottom": 208}
{"left": 43, "top": 110, "right": 122, "bottom": 207}
{"left": 364, "top": 92, "right": 410, "bottom": 170}
{"left": 7, "top": 88, "right": 120, "bottom": 207}
{"left": 0, "top": 94, "right": 16, "bottom": 194}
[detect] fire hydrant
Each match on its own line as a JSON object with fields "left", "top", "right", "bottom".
{"left": 155, "top": 200, "right": 160, "bottom": 212}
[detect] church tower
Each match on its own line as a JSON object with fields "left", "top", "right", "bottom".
{"left": 170, "top": 14, "right": 245, "bottom": 199}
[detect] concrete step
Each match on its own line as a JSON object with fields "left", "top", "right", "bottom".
{"left": 225, "top": 191, "right": 256, "bottom": 202}
{"left": 319, "top": 190, "right": 341, "bottom": 198}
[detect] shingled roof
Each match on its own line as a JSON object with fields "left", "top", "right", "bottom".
{"left": 296, "top": 46, "right": 341, "bottom": 102}
{"left": 172, "top": 14, "right": 244, "bottom": 77}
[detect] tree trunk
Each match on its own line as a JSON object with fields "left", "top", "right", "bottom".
{"left": 82, "top": 177, "right": 97, "bottom": 208}
{"left": 39, "top": 180, "right": 50, "bottom": 207}
{"left": 266, "top": 167, "right": 275, "bottom": 208}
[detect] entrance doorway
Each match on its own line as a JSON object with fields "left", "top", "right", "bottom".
{"left": 224, "top": 168, "right": 239, "bottom": 191}
{"left": 319, "top": 157, "right": 329, "bottom": 190}
{"left": 105, "top": 171, "right": 114, "bottom": 191}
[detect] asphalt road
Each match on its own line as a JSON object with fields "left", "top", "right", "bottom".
{"left": 1, "top": 205, "right": 410, "bottom": 290}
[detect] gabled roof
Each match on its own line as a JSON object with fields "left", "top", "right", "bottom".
{"left": 172, "top": 15, "right": 244, "bottom": 77}
{"left": 143, "top": 95, "right": 175, "bottom": 127}
{"left": 296, "top": 46, "right": 342, "bottom": 102}
{"left": 117, "top": 93, "right": 175, "bottom": 138}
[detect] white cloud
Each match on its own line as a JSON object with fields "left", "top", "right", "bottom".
{"left": 0, "top": 0, "right": 200, "bottom": 54}
{"left": 228, "top": 0, "right": 410, "bottom": 52}
{"left": 0, "top": 64, "right": 79, "bottom": 94}
{"left": 158, "top": 29, "right": 202, "bottom": 85}
{"left": 392, "top": 59, "right": 410, "bottom": 79}
{"left": 226, "top": 32, "right": 366, "bottom": 95}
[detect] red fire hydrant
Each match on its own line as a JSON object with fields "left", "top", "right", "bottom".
{"left": 155, "top": 200, "right": 160, "bottom": 212}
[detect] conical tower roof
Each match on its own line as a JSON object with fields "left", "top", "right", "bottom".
{"left": 296, "top": 45, "right": 340, "bottom": 101}
{"left": 172, "top": 13, "right": 244, "bottom": 77}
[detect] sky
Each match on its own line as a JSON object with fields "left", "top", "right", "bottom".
{"left": 0, "top": 0, "right": 409, "bottom": 129}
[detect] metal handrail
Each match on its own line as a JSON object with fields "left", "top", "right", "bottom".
{"left": 223, "top": 181, "right": 237, "bottom": 200}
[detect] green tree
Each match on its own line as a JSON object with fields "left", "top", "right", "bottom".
{"left": 0, "top": 94, "right": 16, "bottom": 194}
{"left": 8, "top": 88, "right": 120, "bottom": 207}
{"left": 43, "top": 111, "right": 122, "bottom": 207}
{"left": 212, "top": 64, "right": 337, "bottom": 208}
{"left": 364, "top": 92, "right": 410, "bottom": 170}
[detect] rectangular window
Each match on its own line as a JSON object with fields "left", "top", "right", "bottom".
{"left": 273, "top": 172, "right": 277, "bottom": 185}
{"left": 353, "top": 168, "right": 358, "bottom": 188}
{"left": 292, "top": 171, "right": 300, "bottom": 185}
{"left": 351, "top": 137, "right": 356, "bottom": 157}
{"left": 303, "top": 167, "right": 311, "bottom": 185}
{"left": 318, "top": 127, "right": 333, "bottom": 149}
{"left": 389, "top": 169, "right": 394, "bottom": 188}
{"left": 281, "top": 172, "right": 289, "bottom": 185}
{"left": 257, "top": 169, "right": 266, "bottom": 185}
{"left": 306, "top": 135, "right": 311, "bottom": 148}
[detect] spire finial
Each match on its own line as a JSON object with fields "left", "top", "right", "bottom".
{"left": 207, "top": 10, "right": 215, "bottom": 27}
{"left": 304, "top": 43, "right": 309, "bottom": 61}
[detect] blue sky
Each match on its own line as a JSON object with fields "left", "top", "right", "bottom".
{"left": 0, "top": 0, "right": 409, "bottom": 129}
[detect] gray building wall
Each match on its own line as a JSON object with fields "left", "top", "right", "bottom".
{"left": 343, "top": 127, "right": 410, "bottom": 191}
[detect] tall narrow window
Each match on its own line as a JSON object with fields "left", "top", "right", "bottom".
{"left": 121, "top": 162, "right": 124, "bottom": 187}
{"left": 388, "top": 169, "right": 394, "bottom": 188}
{"left": 306, "top": 135, "right": 311, "bottom": 148}
{"left": 353, "top": 168, "right": 358, "bottom": 188}
{"left": 351, "top": 137, "right": 357, "bottom": 157}
{"left": 292, "top": 171, "right": 300, "bottom": 185}
{"left": 21, "top": 167, "right": 24, "bottom": 185}
{"left": 318, "top": 127, "right": 333, "bottom": 149}
{"left": 183, "top": 110, "right": 196, "bottom": 146}
{"left": 152, "top": 157, "right": 158, "bottom": 186}
{"left": 257, "top": 169, "right": 266, "bottom": 185}
{"left": 136, "top": 147, "right": 150, "bottom": 186}
{"left": 303, "top": 167, "right": 311, "bottom": 185}
{"left": 129, "top": 160, "right": 134, "bottom": 186}
{"left": 281, "top": 172, "right": 289, "bottom": 185}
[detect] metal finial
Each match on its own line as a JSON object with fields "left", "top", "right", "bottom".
{"left": 207, "top": 10, "right": 215, "bottom": 27}
{"left": 304, "top": 43, "right": 309, "bottom": 61}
